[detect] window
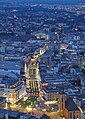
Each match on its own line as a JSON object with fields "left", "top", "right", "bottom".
{"left": 62, "top": 97, "right": 63, "bottom": 102}
{"left": 73, "top": 111, "right": 75, "bottom": 119}
{"left": 70, "top": 112, "right": 72, "bottom": 118}
{"left": 62, "top": 104, "right": 63, "bottom": 109}
{"left": 33, "top": 69, "right": 36, "bottom": 75}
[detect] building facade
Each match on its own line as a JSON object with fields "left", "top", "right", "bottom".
{"left": 58, "top": 90, "right": 81, "bottom": 119}
{"left": 0, "top": 72, "right": 27, "bottom": 103}
{"left": 26, "top": 61, "right": 40, "bottom": 97}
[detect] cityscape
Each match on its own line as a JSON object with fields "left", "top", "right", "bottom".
{"left": 0, "top": 0, "right": 85, "bottom": 119}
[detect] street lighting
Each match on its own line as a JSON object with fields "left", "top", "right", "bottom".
{"left": 6, "top": 97, "right": 8, "bottom": 110}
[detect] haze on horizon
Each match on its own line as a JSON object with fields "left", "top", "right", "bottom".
{"left": 0, "top": 0, "right": 85, "bottom": 5}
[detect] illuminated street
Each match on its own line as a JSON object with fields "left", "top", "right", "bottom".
{"left": 9, "top": 103, "right": 60, "bottom": 119}
{"left": 0, "top": 1, "right": 85, "bottom": 119}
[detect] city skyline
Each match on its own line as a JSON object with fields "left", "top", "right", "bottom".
{"left": 0, "top": 0, "right": 85, "bottom": 119}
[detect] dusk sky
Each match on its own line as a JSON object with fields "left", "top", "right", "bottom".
{"left": 0, "top": 0, "right": 85, "bottom": 4}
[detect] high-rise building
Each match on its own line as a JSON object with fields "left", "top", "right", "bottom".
{"left": 26, "top": 61, "right": 40, "bottom": 97}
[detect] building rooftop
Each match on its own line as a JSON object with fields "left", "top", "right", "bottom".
{"left": 66, "top": 97, "right": 80, "bottom": 111}
{"left": 0, "top": 72, "right": 20, "bottom": 86}
{"left": 0, "top": 60, "right": 22, "bottom": 70}
{"left": 0, "top": 108, "right": 39, "bottom": 119}
{"left": 40, "top": 114, "right": 50, "bottom": 119}
{"left": 0, "top": 72, "right": 25, "bottom": 89}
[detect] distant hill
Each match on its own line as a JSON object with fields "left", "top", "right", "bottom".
{"left": 0, "top": 0, "right": 85, "bottom": 5}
